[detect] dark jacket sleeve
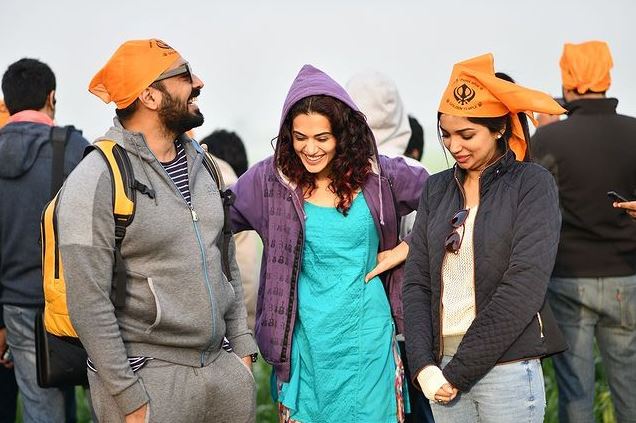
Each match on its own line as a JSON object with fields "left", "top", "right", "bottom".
{"left": 442, "top": 167, "right": 561, "bottom": 391}
{"left": 403, "top": 178, "right": 436, "bottom": 388}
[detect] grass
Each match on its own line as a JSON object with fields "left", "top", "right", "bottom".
{"left": 15, "top": 353, "right": 616, "bottom": 422}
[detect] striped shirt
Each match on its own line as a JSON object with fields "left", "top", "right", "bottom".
{"left": 160, "top": 141, "right": 191, "bottom": 205}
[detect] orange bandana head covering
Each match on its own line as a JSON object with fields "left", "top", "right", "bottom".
{"left": 439, "top": 53, "right": 566, "bottom": 160}
{"left": 0, "top": 100, "right": 9, "bottom": 128}
{"left": 560, "top": 40, "right": 613, "bottom": 95}
{"left": 89, "top": 39, "right": 182, "bottom": 109}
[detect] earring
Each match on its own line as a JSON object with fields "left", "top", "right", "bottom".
{"left": 496, "top": 134, "right": 502, "bottom": 139}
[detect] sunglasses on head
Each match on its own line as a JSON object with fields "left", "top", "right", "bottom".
{"left": 444, "top": 208, "right": 469, "bottom": 254}
{"left": 154, "top": 62, "right": 192, "bottom": 82}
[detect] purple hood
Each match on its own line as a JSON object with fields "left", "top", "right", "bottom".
{"left": 279, "top": 64, "right": 360, "bottom": 129}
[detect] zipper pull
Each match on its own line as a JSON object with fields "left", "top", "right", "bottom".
{"left": 190, "top": 206, "right": 199, "bottom": 222}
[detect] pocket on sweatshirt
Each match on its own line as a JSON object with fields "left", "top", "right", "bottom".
{"left": 144, "top": 277, "right": 162, "bottom": 334}
{"left": 124, "top": 270, "right": 161, "bottom": 334}
{"left": 218, "top": 273, "right": 237, "bottom": 316}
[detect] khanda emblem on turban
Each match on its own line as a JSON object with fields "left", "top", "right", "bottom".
{"left": 154, "top": 39, "right": 174, "bottom": 50}
{"left": 453, "top": 83, "right": 476, "bottom": 105}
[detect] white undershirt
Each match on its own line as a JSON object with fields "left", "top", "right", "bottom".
{"left": 418, "top": 205, "right": 479, "bottom": 400}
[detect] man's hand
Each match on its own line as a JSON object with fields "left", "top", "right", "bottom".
{"left": 614, "top": 200, "right": 636, "bottom": 219}
{"left": 365, "top": 241, "right": 409, "bottom": 282}
{"left": 241, "top": 355, "right": 253, "bottom": 372}
{"left": 125, "top": 403, "right": 147, "bottom": 423}
{"left": 0, "top": 328, "right": 13, "bottom": 369}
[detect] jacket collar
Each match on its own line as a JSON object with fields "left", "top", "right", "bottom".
{"left": 453, "top": 149, "right": 516, "bottom": 193}
{"left": 567, "top": 98, "right": 618, "bottom": 116}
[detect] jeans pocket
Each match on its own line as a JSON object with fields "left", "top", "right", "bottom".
{"left": 617, "top": 284, "right": 636, "bottom": 329}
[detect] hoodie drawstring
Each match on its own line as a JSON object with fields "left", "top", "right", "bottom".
{"left": 378, "top": 173, "right": 384, "bottom": 226}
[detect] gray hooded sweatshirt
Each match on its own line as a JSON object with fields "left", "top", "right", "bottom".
{"left": 56, "top": 119, "right": 256, "bottom": 414}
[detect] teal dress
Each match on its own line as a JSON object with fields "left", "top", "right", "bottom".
{"left": 278, "top": 193, "right": 399, "bottom": 422}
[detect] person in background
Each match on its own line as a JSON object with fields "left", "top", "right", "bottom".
{"left": 202, "top": 129, "right": 249, "bottom": 177}
{"left": 405, "top": 115, "right": 424, "bottom": 162}
{"left": 347, "top": 70, "right": 433, "bottom": 423}
{"left": 404, "top": 53, "right": 567, "bottom": 422}
{"left": 0, "top": 59, "right": 89, "bottom": 423}
{"left": 230, "top": 64, "right": 429, "bottom": 422}
{"left": 532, "top": 40, "right": 636, "bottom": 423}
{"left": 200, "top": 130, "right": 261, "bottom": 331}
{"left": 614, "top": 199, "right": 636, "bottom": 219}
{"left": 0, "top": 99, "right": 19, "bottom": 423}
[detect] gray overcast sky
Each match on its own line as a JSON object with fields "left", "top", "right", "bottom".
{"left": 2, "top": 0, "right": 635, "bottom": 172}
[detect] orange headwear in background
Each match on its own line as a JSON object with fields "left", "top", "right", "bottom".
{"left": 0, "top": 100, "right": 9, "bottom": 128}
{"left": 89, "top": 39, "right": 182, "bottom": 109}
{"left": 439, "top": 53, "right": 566, "bottom": 160}
{"left": 560, "top": 40, "right": 613, "bottom": 95}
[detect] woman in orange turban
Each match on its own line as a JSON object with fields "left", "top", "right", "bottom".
{"left": 402, "top": 53, "right": 568, "bottom": 422}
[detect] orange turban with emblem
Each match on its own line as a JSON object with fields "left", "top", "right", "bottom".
{"left": 560, "top": 41, "right": 613, "bottom": 95}
{"left": 89, "top": 39, "right": 182, "bottom": 109}
{"left": 439, "top": 53, "right": 566, "bottom": 161}
{"left": 0, "top": 100, "right": 9, "bottom": 128}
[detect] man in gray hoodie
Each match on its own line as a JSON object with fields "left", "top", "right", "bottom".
{"left": 56, "top": 39, "right": 257, "bottom": 423}
{"left": 0, "top": 58, "right": 89, "bottom": 423}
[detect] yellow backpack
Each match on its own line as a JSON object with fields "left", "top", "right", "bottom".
{"left": 41, "top": 139, "right": 135, "bottom": 338}
{"left": 37, "top": 139, "right": 231, "bottom": 387}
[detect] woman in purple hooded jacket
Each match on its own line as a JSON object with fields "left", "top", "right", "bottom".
{"left": 230, "top": 65, "right": 428, "bottom": 422}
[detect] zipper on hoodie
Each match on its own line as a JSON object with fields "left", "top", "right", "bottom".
{"left": 148, "top": 144, "right": 218, "bottom": 367}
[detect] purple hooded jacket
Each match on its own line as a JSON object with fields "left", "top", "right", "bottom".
{"left": 230, "top": 65, "right": 429, "bottom": 382}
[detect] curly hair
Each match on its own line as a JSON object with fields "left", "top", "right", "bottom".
{"left": 275, "top": 95, "right": 374, "bottom": 215}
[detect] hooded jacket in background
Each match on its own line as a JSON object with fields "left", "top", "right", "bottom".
{"left": 230, "top": 65, "right": 429, "bottom": 382}
{"left": 0, "top": 120, "right": 88, "bottom": 313}
{"left": 347, "top": 71, "right": 412, "bottom": 158}
{"left": 347, "top": 71, "right": 424, "bottom": 239}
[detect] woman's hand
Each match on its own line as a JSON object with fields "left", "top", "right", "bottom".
{"left": 433, "top": 383, "right": 458, "bottom": 404}
{"left": 613, "top": 200, "right": 636, "bottom": 219}
{"left": 365, "top": 241, "right": 409, "bottom": 282}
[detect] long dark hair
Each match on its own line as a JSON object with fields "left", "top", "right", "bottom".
{"left": 437, "top": 111, "right": 532, "bottom": 162}
{"left": 276, "top": 95, "right": 374, "bottom": 214}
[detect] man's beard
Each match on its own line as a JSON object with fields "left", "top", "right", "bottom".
{"left": 158, "top": 88, "right": 204, "bottom": 136}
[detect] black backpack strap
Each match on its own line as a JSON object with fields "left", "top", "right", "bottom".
{"left": 201, "top": 151, "right": 234, "bottom": 282}
{"left": 49, "top": 126, "right": 74, "bottom": 197}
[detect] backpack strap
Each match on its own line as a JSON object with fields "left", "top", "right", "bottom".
{"left": 49, "top": 126, "right": 74, "bottom": 198}
{"left": 87, "top": 140, "right": 136, "bottom": 309}
{"left": 195, "top": 145, "right": 235, "bottom": 282}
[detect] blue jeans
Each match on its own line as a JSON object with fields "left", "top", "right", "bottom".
{"left": 548, "top": 275, "right": 636, "bottom": 423}
{"left": 3, "top": 305, "right": 66, "bottom": 423}
{"left": 430, "top": 356, "right": 545, "bottom": 423}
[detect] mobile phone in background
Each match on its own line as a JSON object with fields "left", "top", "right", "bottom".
{"left": 1, "top": 347, "right": 12, "bottom": 362}
{"left": 607, "top": 190, "right": 629, "bottom": 203}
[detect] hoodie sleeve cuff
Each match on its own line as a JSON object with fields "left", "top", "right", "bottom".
{"left": 228, "top": 333, "right": 258, "bottom": 358}
{"left": 417, "top": 365, "right": 448, "bottom": 401}
{"left": 112, "top": 379, "right": 150, "bottom": 416}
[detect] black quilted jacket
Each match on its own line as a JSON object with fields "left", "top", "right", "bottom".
{"left": 403, "top": 150, "right": 567, "bottom": 392}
